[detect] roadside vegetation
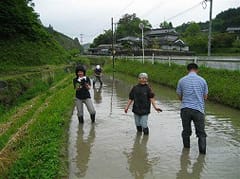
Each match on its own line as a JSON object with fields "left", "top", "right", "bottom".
{"left": 104, "top": 58, "right": 240, "bottom": 109}
{"left": 0, "top": 55, "right": 239, "bottom": 177}
{"left": 0, "top": 1, "right": 239, "bottom": 178}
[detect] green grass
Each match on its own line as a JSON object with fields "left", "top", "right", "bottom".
{"left": 104, "top": 58, "right": 240, "bottom": 109}
{"left": 0, "top": 74, "right": 74, "bottom": 178}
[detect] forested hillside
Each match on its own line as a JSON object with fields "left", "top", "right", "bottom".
{"left": 175, "top": 7, "right": 240, "bottom": 54}
{"left": 0, "top": 0, "right": 81, "bottom": 69}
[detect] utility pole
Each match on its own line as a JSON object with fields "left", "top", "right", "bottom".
{"left": 80, "top": 33, "right": 83, "bottom": 44}
{"left": 111, "top": 17, "right": 115, "bottom": 70}
{"left": 139, "top": 23, "right": 145, "bottom": 64}
{"left": 207, "top": 0, "right": 213, "bottom": 57}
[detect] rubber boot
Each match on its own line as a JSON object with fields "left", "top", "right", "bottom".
{"left": 78, "top": 116, "right": 84, "bottom": 123}
{"left": 182, "top": 137, "right": 190, "bottom": 148}
{"left": 90, "top": 114, "right": 95, "bottom": 123}
{"left": 198, "top": 137, "right": 206, "bottom": 154}
{"left": 143, "top": 127, "right": 149, "bottom": 135}
{"left": 136, "top": 126, "right": 142, "bottom": 132}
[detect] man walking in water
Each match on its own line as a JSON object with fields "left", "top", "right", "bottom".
{"left": 176, "top": 63, "right": 208, "bottom": 154}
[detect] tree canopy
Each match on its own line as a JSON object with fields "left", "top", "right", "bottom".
{"left": 91, "top": 13, "right": 151, "bottom": 47}
{"left": 0, "top": 0, "right": 43, "bottom": 40}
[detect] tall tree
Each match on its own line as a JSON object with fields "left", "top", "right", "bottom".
{"left": 115, "top": 13, "right": 151, "bottom": 39}
{"left": 183, "top": 22, "right": 201, "bottom": 37}
{"left": 0, "top": 0, "right": 41, "bottom": 39}
{"left": 91, "top": 13, "right": 152, "bottom": 47}
{"left": 91, "top": 30, "right": 112, "bottom": 48}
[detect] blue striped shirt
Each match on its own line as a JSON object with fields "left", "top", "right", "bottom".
{"left": 176, "top": 72, "right": 208, "bottom": 114}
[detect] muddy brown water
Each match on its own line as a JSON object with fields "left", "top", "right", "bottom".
{"left": 68, "top": 73, "right": 240, "bottom": 179}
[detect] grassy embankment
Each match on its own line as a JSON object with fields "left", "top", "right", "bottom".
{"left": 104, "top": 58, "right": 240, "bottom": 110}
{"left": 0, "top": 68, "right": 74, "bottom": 178}
{"left": 0, "top": 55, "right": 107, "bottom": 178}
{"left": 0, "top": 35, "right": 73, "bottom": 177}
{"left": 1, "top": 55, "right": 239, "bottom": 178}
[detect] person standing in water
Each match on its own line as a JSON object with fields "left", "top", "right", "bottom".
{"left": 73, "top": 65, "right": 96, "bottom": 123}
{"left": 176, "top": 63, "right": 208, "bottom": 154}
{"left": 93, "top": 65, "right": 103, "bottom": 87}
{"left": 124, "top": 72, "right": 162, "bottom": 135}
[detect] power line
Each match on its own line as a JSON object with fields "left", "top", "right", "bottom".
{"left": 113, "top": 0, "right": 136, "bottom": 19}
{"left": 166, "top": 1, "right": 203, "bottom": 22}
{"left": 140, "top": 1, "right": 166, "bottom": 18}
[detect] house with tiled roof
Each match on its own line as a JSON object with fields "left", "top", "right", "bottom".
{"left": 145, "top": 28, "right": 189, "bottom": 51}
{"left": 226, "top": 27, "right": 240, "bottom": 33}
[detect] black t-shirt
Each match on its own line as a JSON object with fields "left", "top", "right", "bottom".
{"left": 73, "top": 76, "right": 91, "bottom": 99}
{"left": 129, "top": 84, "right": 154, "bottom": 115}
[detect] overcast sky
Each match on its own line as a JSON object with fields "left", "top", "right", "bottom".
{"left": 32, "top": 0, "right": 239, "bottom": 44}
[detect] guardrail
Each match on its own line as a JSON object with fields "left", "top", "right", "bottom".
{"left": 117, "top": 55, "right": 240, "bottom": 70}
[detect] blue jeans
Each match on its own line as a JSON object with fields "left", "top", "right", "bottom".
{"left": 134, "top": 114, "right": 148, "bottom": 129}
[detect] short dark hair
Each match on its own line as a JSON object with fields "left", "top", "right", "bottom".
{"left": 187, "top": 63, "right": 198, "bottom": 71}
{"left": 75, "top": 65, "right": 86, "bottom": 76}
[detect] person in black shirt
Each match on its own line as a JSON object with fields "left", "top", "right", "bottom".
{"left": 73, "top": 65, "right": 96, "bottom": 123}
{"left": 124, "top": 73, "right": 162, "bottom": 135}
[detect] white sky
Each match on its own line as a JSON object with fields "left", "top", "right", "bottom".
{"left": 32, "top": 0, "right": 240, "bottom": 44}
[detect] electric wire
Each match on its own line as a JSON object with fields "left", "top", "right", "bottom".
{"left": 166, "top": 1, "right": 206, "bottom": 22}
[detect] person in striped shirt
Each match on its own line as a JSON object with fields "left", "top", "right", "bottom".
{"left": 176, "top": 63, "right": 208, "bottom": 154}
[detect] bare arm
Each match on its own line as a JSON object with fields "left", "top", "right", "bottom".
{"left": 177, "top": 94, "right": 182, "bottom": 101}
{"left": 204, "top": 94, "right": 208, "bottom": 100}
{"left": 124, "top": 99, "right": 133, "bottom": 113}
{"left": 150, "top": 98, "right": 162, "bottom": 112}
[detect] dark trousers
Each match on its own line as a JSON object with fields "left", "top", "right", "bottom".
{"left": 180, "top": 108, "right": 207, "bottom": 153}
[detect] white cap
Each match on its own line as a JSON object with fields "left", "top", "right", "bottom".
{"left": 96, "top": 65, "right": 100, "bottom": 69}
{"left": 138, "top": 72, "right": 148, "bottom": 79}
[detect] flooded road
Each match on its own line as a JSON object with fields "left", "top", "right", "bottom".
{"left": 68, "top": 73, "right": 240, "bottom": 179}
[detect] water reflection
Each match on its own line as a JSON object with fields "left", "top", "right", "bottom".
{"left": 109, "top": 72, "right": 115, "bottom": 115}
{"left": 93, "top": 85, "right": 102, "bottom": 104}
{"left": 176, "top": 148, "right": 205, "bottom": 179}
{"left": 76, "top": 124, "right": 95, "bottom": 177}
{"left": 68, "top": 73, "right": 240, "bottom": 178}
{"left": 125, "top": 134, "right": 152, "bottom": 179}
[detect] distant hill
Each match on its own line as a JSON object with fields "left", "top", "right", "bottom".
{"left": 46, "top": 25, "right": 83, "bottom": 52}
{"left": 0, "top": 1, "right": 81, "bottom": 68}
{"left": 176, "top": 7, "right": 240, "bottom": 33}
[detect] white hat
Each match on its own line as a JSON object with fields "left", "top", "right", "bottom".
{"left": 138, "top": 72, "right": 148, "bottom": 79}
{"left": 96, "top": 65, "right": 100, "bottom": 69}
